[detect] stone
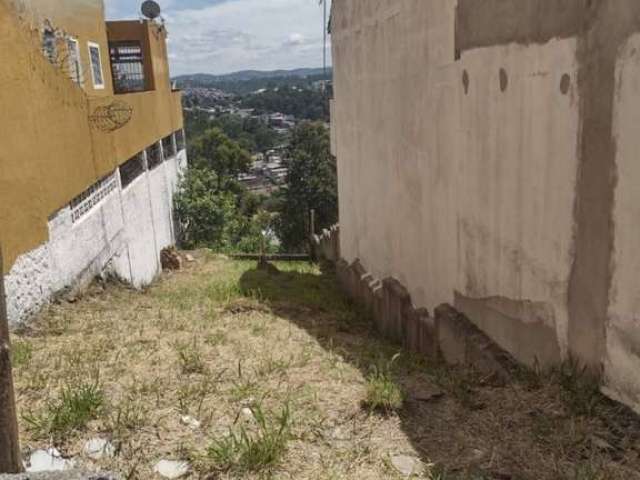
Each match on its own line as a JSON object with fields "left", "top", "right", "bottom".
{"left": 83, "top": 438, "right": 115, "bottom": 460}
{"left": 410, "top": 385, "right": 444, "bottom": 403}
{"left": 390, "top": 454, "right": 423, "bottom": 477}
{"left": 160, "top": 247, "right": 182, "bottom": 271}
{"left": 180, "top": 415, "right": 201, "bottom": 430}
{"left": 184, "top": 254, "right": 195, "bottom": 263}
{"left": 27, "top": 449, "right": 75, "bottom": 473}
{"left": 153, "top": 460, "right": 190, "bottom": 479}
{"left": 241, "top": 407, "right": 254, "bottom": 421}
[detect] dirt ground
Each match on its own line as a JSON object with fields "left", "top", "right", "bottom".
{"left": 10, "top": 251, "right": 640, "bottom": 479}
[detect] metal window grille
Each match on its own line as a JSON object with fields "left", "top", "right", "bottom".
{"left": 89, "top": 43, "right": 104, "bottom": 87}
{"left": 70, "top": 172, "right": 118, "bottom": 223}
{"left": 66, "top": 38, "right": 82, "bottom": 85}
{"left": 109, "top": 42, "right": 146, "bottom": 94}
{"left": 162, "top": 135, "right": 175, "bottom": 159}
{"left": 120, "top": 152, "right": 145, "bottom": 188}
{"left": 147, "top": 142, "right": 163, "bottom": 170}
{"left": 42, "top": 29, "right": 57, "bottom": 64}
{"left": 175, "top": 129, "right": 185, "bottom": 151}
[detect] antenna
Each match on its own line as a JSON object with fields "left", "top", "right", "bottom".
{"left": 141, "top": 0, "right": 161, "bottom": 20}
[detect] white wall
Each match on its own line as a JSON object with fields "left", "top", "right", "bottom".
{"left": 4, "top": 150, "right": 187, "bottom": 326}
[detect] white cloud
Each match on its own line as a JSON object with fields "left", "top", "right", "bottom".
{"left": 104, "top": 0, "right": 332, "bottom": 75}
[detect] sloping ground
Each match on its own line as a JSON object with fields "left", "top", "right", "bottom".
{"left": 10, "top": 252, "right": 640, "bottom": 479}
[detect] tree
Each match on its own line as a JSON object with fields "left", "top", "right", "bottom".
{"left": 190, "top": 128, "right": 251, "bottom": 188}
{"left": 275, "top": 122, "right": 337, "bottom": 252}
{"left": 174, "top": 168, "right": 238, "bottom": 249}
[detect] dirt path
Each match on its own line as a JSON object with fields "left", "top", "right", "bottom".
{"left": 10, "top": 252, "right": 640, "bottom": 479}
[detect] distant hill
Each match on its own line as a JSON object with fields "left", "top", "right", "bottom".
{"left": 175, "top": 67, "right": 333, "bottom": 95}
{"left": 174, "top": 67, "right": 332, "bottom": 84}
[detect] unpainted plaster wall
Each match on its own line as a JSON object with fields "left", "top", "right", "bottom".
{"left": 331, "top": 0, "right": 640, "bottom": 413}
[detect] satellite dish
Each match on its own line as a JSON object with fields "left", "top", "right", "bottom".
{"left": 141, "top": 0, "right": 161, "bottom": 20}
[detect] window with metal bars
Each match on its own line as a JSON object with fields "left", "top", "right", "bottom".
{"left": 175, "top": 129, "right": 186, "bottom": 151}
{"left": 162, "top": 135, "right": 176, "bottom": 159}
{"left": 147, "top": 142, "right": 163, "bottom": 170}
{"left": 120, "top": 152, "right": 145, "bottom": 188}
{"left": 70, "top": 173, "right": 118, "bottom": 223}
{"left": 109, "top": 41, "right": 146, "bottom": 94}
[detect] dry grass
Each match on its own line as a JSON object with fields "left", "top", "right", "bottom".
{"left": 11, "top": 251, "right": 640, "bottom": 479}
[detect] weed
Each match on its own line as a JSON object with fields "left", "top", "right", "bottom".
{"left": 23, "top": 381, "right": 104, "bottom": 439}
{"left": 202, "top": 402, "right": 292, "bottom": 473}
{"left": 555, "top": 357, "right": 603, "bottom": 417}
{"left": 10, "top": 339, "right": 33, "bottom": 368}
{"left": 108, "top": 396, "right": 148, "bottom": 434}
{"left": 205, "top": 330, "right": 227, "bottom": 346}
{"left": 174, "top": 338, "right": 206, "bottom": 375}
{"left": 362, "top": 353, "right": 404, "bottom": 413}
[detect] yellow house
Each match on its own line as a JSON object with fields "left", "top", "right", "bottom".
{"left": 0, "top": 0, "right": 187, "bottom": 324}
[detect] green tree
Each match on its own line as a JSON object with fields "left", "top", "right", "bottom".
{"left": 275, "top": 122, "right": 337, "bottom": 252}
{"left": 191, "top": 128, "right": 251, "bottom": 188}
{"left": 174, "top": 168, "right": 238, "bottom": 249}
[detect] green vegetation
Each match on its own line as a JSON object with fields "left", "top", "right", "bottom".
{"left": 185, "top": 111, "right": 281, "bottom": 154}
{"left": 10, "top": 339, "right": 33, "bottom": 368}
{"left": 23, "top": 382, "right": 104, "bottom": 440}
{"left": 202, "top": 402, "right": 292, "bottom": 474}
{"left": 275, "top": 121, "right": 338, "bottom": 251}
{"left": 362, "top": 353, "right": 405, "bottom": 413}
{"left": 174, "top": 127, "right": 276, "bottom": 252}
{"left": 239, "top": 86, "right": 330, "bottom": 122}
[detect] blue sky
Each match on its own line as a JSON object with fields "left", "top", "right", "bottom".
{"left": 103, "top": 0, "right": 331, "bottom": 76}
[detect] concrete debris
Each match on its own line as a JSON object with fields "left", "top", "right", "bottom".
{"left": 241, "top": 407, "right": 254, "bottom": 421}
{"left": 83, "top": 438, "right": 115, "bottom": 460}
{"left": 153, "top": 460, "right": 190, "bottom": 479}
{"left": 27, "top": 449, "right": 75, "bottom": 473}
{"left": 180, "top": 415, "right": 201, "bottom": 429}
{"left": 160, "top": 247, "right": 182, "bottom": 271}
{"left": 390, "top": 454, "right": 424, "bottom": 477}
{"left": 184, "top": 254, "right": 195, "bottom": 263}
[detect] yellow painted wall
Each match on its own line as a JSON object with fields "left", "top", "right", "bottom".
{"left": 0, "top": 0, "right": 183, "bottom": 272}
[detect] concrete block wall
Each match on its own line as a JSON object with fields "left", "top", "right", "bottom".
{"left": 324, "top": 226, "right": 514, "bottom": 379}
{"left": 4, "top": 149, "right": 187, "bottom": 327}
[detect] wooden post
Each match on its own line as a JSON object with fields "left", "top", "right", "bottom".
{"left": 0, "top": 246, "right": 23, "bottom": 473}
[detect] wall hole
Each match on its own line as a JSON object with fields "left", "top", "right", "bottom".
{"left": 462, "top": 70, "right": 469, "bottom": 95}
{"left": 560, "top": 73, "right": 571, "bottom": 95}
{"left": 499, "top": 68, "right": 508, "bottom": 92}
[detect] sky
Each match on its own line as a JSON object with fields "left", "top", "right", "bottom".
{"left": 103, "top": 0, "right": 332, "bottom": 76}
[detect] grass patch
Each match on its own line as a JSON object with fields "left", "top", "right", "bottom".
{"left": 10, "top": 339, "right": 33, "bottom": 368}
{"left": 201, "top": 402, "right": 292, "bottom": 474}
{"left": 362, "top": 353, "right": 404, "bottom": 413}
{"left": 174, "top": 338, "right": 206, "bottom": 375}
{"left": 23, "top": 381, "right": 104, "bottom": 440}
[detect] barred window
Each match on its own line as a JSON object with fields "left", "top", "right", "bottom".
{"left": 109, "top": 41, "right": 146, "bottom": 94}
{"left": 162, "top": 135, "right": 176, "bottom": 159}
{"left": 120, "top": 152, "right": 145, "bottom": 188}
{"left": 42, "top": 29, "right": 57, "bottom": 64}
{"left": 88, "top": 41, "right": 105, "bottom": 89}
{"left": 147, "top": 142, "right": 163, "bottom": 170}
{"left": 175, "top": 129, "right": 185, "bottom": 151}
{"left": 70, "top": 172, "right": 118, "bottom": 223}
{"left": 66, "top": 38, "right": 82, "bottom": 85}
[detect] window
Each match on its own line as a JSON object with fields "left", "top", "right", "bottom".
{"left": 70, "top": 173, "right": 118, "bottom": 223}
{"left": 109, "top": 41, "right": 146, "bottom": 93}
{"left": 66, "top": 38, "right": 82, "bottom": 85}
{"left": 88, "top": 41, "right": 105, "bottom": 89}
{"left": 147, "top": 142, "right": 163, "bottom": 170}
{"left": 175, "top": 129, "right": 186, "bottom": 151}
{"left": 120, "top": 152, "right": 145, "bottom": 188}
{"left": 42, "top": 29, "right": 57, "bottom": 64}
{"left": 162, "top": 135, "right": 176, "bottom": 159}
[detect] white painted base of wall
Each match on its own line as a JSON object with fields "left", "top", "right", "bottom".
{"left": 5, "top": 150, "right": 187, "bottom": 327}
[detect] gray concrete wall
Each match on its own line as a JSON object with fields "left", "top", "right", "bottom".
{"left": 331, "top": 0, "right": 640, "bottom": 413}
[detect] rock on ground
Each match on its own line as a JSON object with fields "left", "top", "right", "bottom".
{"left": 153, "top": 460, "right": 190, "bottom": 479}
{"left": 26, "top": 449, "right": 74, "bottom": 473}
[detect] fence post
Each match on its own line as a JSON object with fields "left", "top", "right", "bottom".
{"left": 0, "top": 246, "right": 23, "bottom": 473}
